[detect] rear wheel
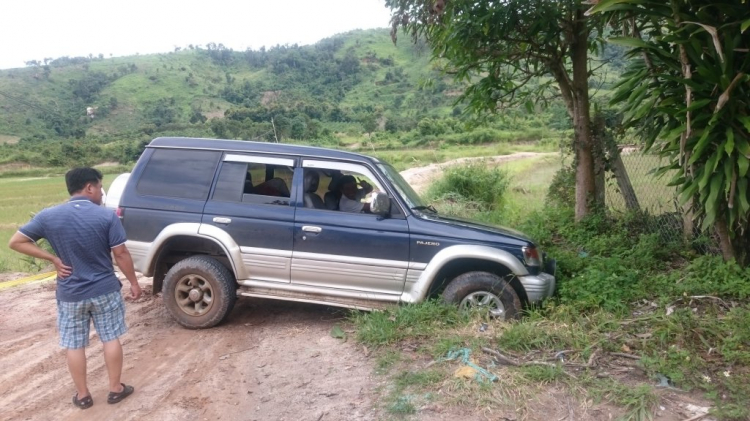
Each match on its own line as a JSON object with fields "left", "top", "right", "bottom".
{"left": 442, "top": 271, "right": 521, "bottom": 320}
{"left": 163, "top": 256, "right": 237, "bottom": 329}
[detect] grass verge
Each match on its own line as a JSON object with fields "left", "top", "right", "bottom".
{"left": 352, "top": 161, "right": 750, "bottom": 420}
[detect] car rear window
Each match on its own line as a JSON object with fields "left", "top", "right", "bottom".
{"left": 136, "top": 149, "right": 221, "bottom": 200}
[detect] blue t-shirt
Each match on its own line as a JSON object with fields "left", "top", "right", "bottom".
{"left": 19, "top": 196, "right": 126, "bottom": 302}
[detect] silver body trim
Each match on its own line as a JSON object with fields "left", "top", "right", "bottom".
{"left": 292, "top": 251, "right": 411, "bottom": 269}
{"left": 404, "top": 269, "right": 423, "bottom": 293}
{"left": 239, "top": 246, "right": 292, "bottom": 258}
{"left": 400, "top": 245, "right": 530, "bottom": 303}
{"left": 290, "top": 259, "right": 405, "bottom": 295}
{"left": 126, "top": 240, "right": 150, "bottom": 273}
{"left": 224, "top": 154, "right": 294, "bottom": 166}
{"left": 131, "top": 224, "right": 554, "bottom": 307}
{"left": 237, "top": 292, "right": 386, "bottom": 311}
{"left": 238, "top": 279, "right": 400, "bottom": 302}
{"left": 518, "top": 272, "right": 556, "bottom": 302}
{"left": 301, "top": 159, "right": 385, "bottom": 191}
{"left": 239, "top": 246, "right": 291, "bottom": 283}
{"left": 104, "top": 173, "right": 130, "bottom": 210}
{"left": 196, "top": 224, "right": 246, "bottom": 278}
{"left": 126, "top": 223, "right": 245, "bottom": 278}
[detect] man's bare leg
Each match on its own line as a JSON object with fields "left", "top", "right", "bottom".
{"left": 66, "top": 348, "right": 89, "bottom": 398}
{"left": 103, "top": 339, "right": 124, "bottom": 393}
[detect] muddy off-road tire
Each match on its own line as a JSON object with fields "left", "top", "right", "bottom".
{"left": 442, "top": 271, "right": 521, "bottom": 320}
{"left": 163, "top": 256, "right": 237, "bottom": 329}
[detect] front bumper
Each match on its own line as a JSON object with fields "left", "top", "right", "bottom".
{"left": 518, "top": 259, "right": 556, "bottom": 302}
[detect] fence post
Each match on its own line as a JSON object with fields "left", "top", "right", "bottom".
{"left": 611, "top": 147, "right": 641, "bottom": 212}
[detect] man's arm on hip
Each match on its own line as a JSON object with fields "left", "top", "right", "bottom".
{"left": 8, "top": 231, "right": 72, "bottom": 278}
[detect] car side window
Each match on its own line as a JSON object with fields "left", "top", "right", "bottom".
{"left": 212, "top": 155, "right": 294, "bottom": 206}
{"left": 137, "top": 149, "right": 221, "bottom": 200}
{"left": 301, "top": 164, "right": 381, "bottom": 213}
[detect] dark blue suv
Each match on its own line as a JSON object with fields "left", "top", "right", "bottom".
{"left": 108, "top": 137, "right": 556, "bottom": 328}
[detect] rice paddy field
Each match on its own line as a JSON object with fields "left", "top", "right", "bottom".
{"left": 0, "top": 176, "right": 116, "bottom": 272}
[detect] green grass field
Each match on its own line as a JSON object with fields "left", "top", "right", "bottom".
{"left": 0, "top": 176, "right": 116, "bottom": 272}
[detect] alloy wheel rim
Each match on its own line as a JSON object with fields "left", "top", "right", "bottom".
{"left": 459, "top": 291, "right": 505, "bottom": 317}
{"left": 175, "top": 274, "right": 214, "bottom": 316}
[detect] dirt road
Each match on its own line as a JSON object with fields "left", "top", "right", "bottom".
{"left": 0, "top": 276, "right": 715, "bottom": 421}
{"left": 399, "top": 152, "right": 554, "bottom": 194}
{"left": 0, "top": 277, "right": 384, "bottom": 421}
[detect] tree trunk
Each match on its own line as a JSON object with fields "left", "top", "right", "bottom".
{"left": 682, "top": 199, "right": 694, "bottom": 242}
{"left": 715, "top": 213, "right": 736, "bottom": 262}
{"left": 571, "top": 14, "right": 596, "bottom": 222}
{"left": 591, "top": 115, "right": 608, "bottom": 208}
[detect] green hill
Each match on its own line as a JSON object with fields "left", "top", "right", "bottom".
{"left": 0, "top": 29, "right": 456, "bottom": 141}
{"left": 0, "top": 28, "right": 621, "bottom": 171}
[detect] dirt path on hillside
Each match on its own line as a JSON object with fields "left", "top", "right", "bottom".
{"left": 399, "top": 152, "right": 555, "bottom": 194}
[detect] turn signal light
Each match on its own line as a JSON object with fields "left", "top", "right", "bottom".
{"left": 522, "top": 246, "right": 541, "bottom": 267}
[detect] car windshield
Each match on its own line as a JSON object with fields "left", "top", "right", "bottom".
{"left": 377, "top": 162, "right": 427, "bottom": 210}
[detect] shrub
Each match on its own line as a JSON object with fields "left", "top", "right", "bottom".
{"left": 546, "top": 164, "right": 575, "bottom": 208}
{"left": 427, "top": 163, "right": 511, "bottom": 211}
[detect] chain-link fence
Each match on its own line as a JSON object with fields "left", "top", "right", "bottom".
{"left": 604, "top": 148, "right": 718, "bottom": 253}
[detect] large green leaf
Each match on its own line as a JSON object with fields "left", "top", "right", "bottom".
{"left": 742, "top": 19, "right": 750, "bottom": 33}
{"left": 633, "top": 98, "right": 657, "bottom": 120}
{"left": 725, "top": 162, "right": 733, "bottom": 197}
{"left": 679, "top": 180, "right": 700, "bottom": 206}
{"left": 738, "top": 178, "right": 750, "bottom": 214}
{"left": 685, "top": 98, "right": 712, "bottom": 112}
{"left": 586, "top": 0, "right": 637, "bottom": 14}
{"left": 739, "top": 154, "right": 750, "bottom": 178}
{"left": 667, "top": 174, "right": 686, "bottom": 187}
{"left": 608, "top": 37, "right": 653, "bottom": 49}
{"left": 699, "top": 155, "right": 718, "bottom": 190}
{"left": 737, "top": 137, "right": 750, "bottom": 157}
{"left": 688, "top": 129, "right": 713, "bottom": 165}
{"left": 741, "top": 117, "right": 750, "bottom": 135}
{"left": 664, "top": 125, "right": 687, "bottom": 143}
{"left": 714, "top": 142, "right": 727, "bottom": 173}
{"left": 725, "top": 128, "right": 735, "bottom": 155}
{"left": 701, "top": 173, "right": 724, "bottom": 230}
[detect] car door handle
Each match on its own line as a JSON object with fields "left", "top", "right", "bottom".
{"left": 302, "top": 226, "right": 322, "bottom": 233}
{"left": 213, "top": 217, "right": 232, "bottom": 224}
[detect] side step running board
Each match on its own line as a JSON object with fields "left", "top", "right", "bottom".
{"left": 237, "top": 286, "right": 395, "bottom": 311}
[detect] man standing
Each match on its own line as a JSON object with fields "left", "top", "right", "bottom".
{"left": 8, "top": 168, "right": 142, "bottom": 410}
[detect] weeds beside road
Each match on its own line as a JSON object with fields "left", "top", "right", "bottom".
{"left": 353, "top": 163, "right": 750, "bottom": 420}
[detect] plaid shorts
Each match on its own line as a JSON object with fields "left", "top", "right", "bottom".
{"left": 57, "top": 290, "right": 127, "bottom": 349}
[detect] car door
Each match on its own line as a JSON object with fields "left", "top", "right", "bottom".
{"left": 291, "top": 159, "right": 410, "bottom": 295}
{"left": 201, "top": 153, "right": 296, "bottom": 283}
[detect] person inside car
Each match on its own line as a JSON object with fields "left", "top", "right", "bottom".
{"left": 338, "top": 175, "right": 373, "bottom": 213}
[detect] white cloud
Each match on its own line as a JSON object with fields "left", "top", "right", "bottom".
{"left": 0, "top": 0, "right": 392, "bottom": 69}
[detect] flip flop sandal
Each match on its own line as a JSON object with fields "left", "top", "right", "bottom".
{"left": 72, "top": 393, "right": 93, "bottom": 409}
{"left": 107, "top": 383, "right": 134, "bottom": 404}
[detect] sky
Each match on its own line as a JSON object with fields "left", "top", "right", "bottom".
{"left": 0, "top": 0, "right": 393, "bottom": 69}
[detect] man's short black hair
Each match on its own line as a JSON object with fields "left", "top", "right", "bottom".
{"left": 339, "top": 175, "right": 356, "bottom": 187}
{"left": 65, "top": 167, "right": 103, "bottom": 195}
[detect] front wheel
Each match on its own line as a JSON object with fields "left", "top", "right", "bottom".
{"left": 442, "top": 271, "right": 521, "bottom": 320}
{"left": 163, "top": 256, "right": 237, "bottom": 329}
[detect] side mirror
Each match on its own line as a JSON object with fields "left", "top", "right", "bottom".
{"left": 370, "top": 192, "right": 391, "bottom": 216}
